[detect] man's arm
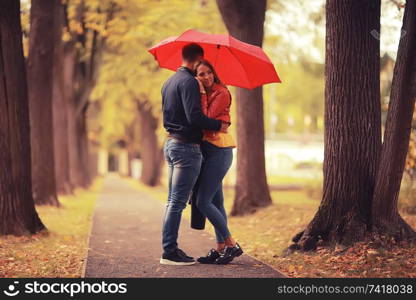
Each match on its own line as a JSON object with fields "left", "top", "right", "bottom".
{"left": 181, "top": 78, "right": 222, "bottom": 131}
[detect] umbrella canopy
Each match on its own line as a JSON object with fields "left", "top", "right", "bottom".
{"left": 148, "top": 29, "right": 281, "bottom": 89}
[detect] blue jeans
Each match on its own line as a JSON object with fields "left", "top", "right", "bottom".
{"left": 162, "top": 138, "right": 202, "bottom": 254}
{"left": 196, "top": 141, "right": 233, "bottom": 243}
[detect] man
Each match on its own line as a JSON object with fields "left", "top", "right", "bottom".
{"left": 160, "top": 43, "right": 228, "bottom": 265}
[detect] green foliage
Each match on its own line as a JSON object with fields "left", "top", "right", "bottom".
{"left": 264, "top": 61, "right": 324, "bottom": 134}
{"left": 265, "top": 0, "right": 325, "bottom": 64}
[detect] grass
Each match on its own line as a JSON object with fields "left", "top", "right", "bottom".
{"left": 0, "top": 179, "right": 102, "bottom": 278}
{"left": 126, "top": 177, "right": 416, "bottom": 278}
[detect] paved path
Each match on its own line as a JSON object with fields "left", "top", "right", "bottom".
{"left": 84, "top": 174, "right": 286, "bottom": 278}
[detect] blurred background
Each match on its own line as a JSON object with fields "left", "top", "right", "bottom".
{"left": 19, "top": 0, "right": 415, "bottom": 209}
{"left": 2, "top": 0, "right": 415, "bottom": 278}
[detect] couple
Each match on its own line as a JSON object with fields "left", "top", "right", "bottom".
{"left": 160, "top": 43, "right": 243, "bottom": 266}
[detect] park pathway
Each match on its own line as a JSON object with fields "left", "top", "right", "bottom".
{"left": 83, "top": 174, "right": 286, "bottom": 278}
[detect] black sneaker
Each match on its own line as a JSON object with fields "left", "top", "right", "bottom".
{"left": 160, "top": 249, "right": 195, "bottom": 266}
{"left": 197, "top": 249, "right": 221, "bottom": 264}
{"left": 177, "top": 248, "right": 193, "bottom": 260}
{"left": 214, "top": 243, "right": 243, "bottom": 265}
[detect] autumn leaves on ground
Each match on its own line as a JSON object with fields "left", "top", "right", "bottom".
{"left": 129, "top": 179, "right": 416, "bottom": 278}
{"left": 2, "top": 177, "right": 415, "bottom": 278}
{"left": 0, "top": 181, "right": 101, "bottom": 277}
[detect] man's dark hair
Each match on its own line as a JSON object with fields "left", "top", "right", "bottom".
{"left": 182, "top": 43, "right": 204, "bottom": 62}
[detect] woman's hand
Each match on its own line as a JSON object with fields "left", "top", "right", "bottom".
{"left": 195, "top": 77, "right": 206, "bottom": 94}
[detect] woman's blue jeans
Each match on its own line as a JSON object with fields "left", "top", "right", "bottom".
{"left": 196, "top": 141, "right": 233, "bottom": 243}
{"left": 162, "top": 138, "right": 202, "bottom": 255}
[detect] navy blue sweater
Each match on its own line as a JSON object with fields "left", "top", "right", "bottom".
{"left": 162, "top": 67, "right": 221, "bottom": 143}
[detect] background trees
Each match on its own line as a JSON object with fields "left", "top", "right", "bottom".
{"left": 0, "top": 0, "right": 45, "bottom": 235}
{"left": 216, "top": 0, "right": 272, "bottom": 215}
{"left": 291, "top": 0, "right": 382, "bottom": 251}
{"left": 28, "top": 0, "right": 60, "bottom": 206}
{"left": 90, "top": 0, "right": 226, "bottom": 186}
{"left": 52, "top": 0, "right": 73, "bottom": 195}
{"left": 291, "top": 0, "right": 416, "bottom": 251}
{"left": 62, "top": 0, "right": 115, "bottom": 189}
{"left": 1, "top": 0, "right": 414, "bottom": 246}
{"left": 372, "top": 0, "right": 416, "bottom": 238}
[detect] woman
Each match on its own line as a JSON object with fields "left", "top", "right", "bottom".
{"left": 193, "top": 59, "right": 243, "bottom": 265}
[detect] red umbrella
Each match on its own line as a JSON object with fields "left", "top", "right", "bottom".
{"left": 148, "top": 29, "right": 281, "bottom": 89}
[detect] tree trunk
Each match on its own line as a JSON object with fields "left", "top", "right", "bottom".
{"left": 61, "top": 1, "right": 110, "bottom": 189}
{"left": 372, "top": 0, "right": 416, "bottom": 240}
{"left": 290, "top": 0, "right": 382, "bottom": 251}
{"left": 27, "top": 0, "right": 60, "bottom": 206}
{"left": 216, "top": 0, "right": 272, "bottom": 215}
{"left": 67, "top": 99, "right": 91, "bottom": 189}
{"left": 89, "top": 150, "right": 98, "bottom": 181}
{"left": 125, "top": 116, "right": 139, "bottom": 178}
{"left": 67, "top": 101, "right": 82, "bottom": 187}
{"left": 77, "top": 105, "right": 92, "bottom": 187}
{"left": 0, "top": 0, "right": 45, "bottom": 235}
{"left": 62, "top": 43, "right": 88, "bottom": 189}
{"left": 65, "top": 50, "right": 100, "bottom": 190}
{"left": 137, "top": 102, "right": 163, "bottom": 186}
{"left": 127, "top": 150, "right": 134, "bottom": 177}
{"left": 53, "top": 0, "right": 73, "bottom": 195}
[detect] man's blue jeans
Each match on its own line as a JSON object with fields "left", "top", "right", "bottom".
{"left": 162, "top": 138, "right": 202, "bottom": 255}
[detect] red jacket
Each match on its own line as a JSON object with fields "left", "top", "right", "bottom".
{"left": 201, "top": 83, "right": 231, "bottom": 123}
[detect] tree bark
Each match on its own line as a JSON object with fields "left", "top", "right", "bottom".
{"left": 137, "top": 102, "right": 163, "bottom": 186}
{"left": 62, "top": 44, "right": 83, "bottom": 188}
{"left": 89, "top": 149, "right": 98, "bottom": 181}
{"left": 62, "top": 41, "right": 92, "bottom": 189}
{"left": 77, "top": 104, "right": 92, "bottom": 187}
{"left": 290, "top": 0, "right": 382, "bottom": 251}
{"left": 67, "top": 98, "right": 91, "bottom": 188}
{"left": 27, "top": 0, "right": 60, "bottom": 206}
{"left": 216, "top": 0, "right": 272, "bottom": 215}
{"left": 0, "top": 0, "right": 45, "bottom": 235}
{"left": 372, "top": 0, "right": 416, "bottom": 239}
{"left": 125, "top": 116, "right": 140, "bottom": 177}
{"left": 61, "top": 1, "right": 114, "bottom": 188}
{"left": 52, "top": 0, "right": 73, "bottom": 195}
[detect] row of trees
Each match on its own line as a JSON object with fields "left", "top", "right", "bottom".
{"left": 0, "top": 0, "right": 247, "bottom": 235}
{"left": 1, "top": 0, "right": 113, "bottom": 234}
{"left": 1, "top": 0, "right": 414, "bottom": 250}
{"left": 0, "top": 1, "right": 44, "bottom": 235}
